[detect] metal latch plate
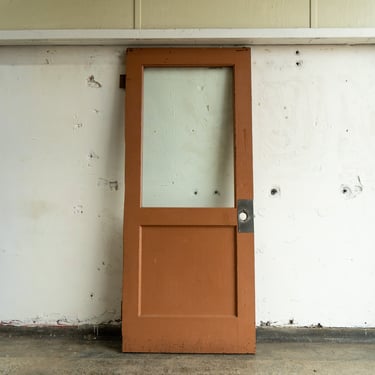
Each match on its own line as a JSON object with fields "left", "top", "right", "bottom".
{"left": 237, "top": 199, "right": 254, "bottom": 233}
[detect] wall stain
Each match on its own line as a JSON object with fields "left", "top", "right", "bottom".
{"left": 73, "top": 205, "right": 84, "bottom": 214}
{"left": 260, "top": 320, "right": 272, "bottom": 327}
{"left": 73, "top": 114, "right": 84, "bottom": 130}
{"left": 25, "top": 200, "right": 52, "bottom": 219}
{"left": 341, "top": 176, "right": 363, "bottom": 199}
{"left": 88, "top": 151, "right": 99, "bottom": 160}
{"left": 97, "top": 178, "right": 119, "bottom": 191}
{"left": 73, "top": 122, "right": 83, "bottom": 130}
{"left": 87, "top": 75, "right": 102, "bottom": 88}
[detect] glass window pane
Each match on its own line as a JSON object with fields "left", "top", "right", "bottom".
{"left": 142, "top": 67, "right": 234, "bottom": 207}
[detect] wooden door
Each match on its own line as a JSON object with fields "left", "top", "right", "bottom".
{"left": 122, "top": 48, "right": 255, "bottom": 353}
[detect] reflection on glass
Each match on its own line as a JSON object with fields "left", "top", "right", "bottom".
{"left": 142, "top": 67, "right": 234, "bottom": 207}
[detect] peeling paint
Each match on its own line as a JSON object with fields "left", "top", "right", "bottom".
{"left": 87, "top": 75, "right": 102, "bottom": 88}
{"left": 73, "top": 122, "right": 83, "bottom": 130}
{"left": 341, "top": 176, "right": 363, "bottom": 199}
{"left": 73, "top": 205, "right": 84, "bottom": 214}
{"left": 88, "top": 151, "right": 99, "bottom": 160}
{"left": 97, "top": 178, "right": 119, "bottom": 191}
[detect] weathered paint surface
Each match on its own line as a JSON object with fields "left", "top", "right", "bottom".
{"left": 252, "top": 46, "right": 375, "bottom": 327}
{"left": 0, "top": 46, "right": 125, "bottom": 326}
{"left": 1, "top": 46, "right": 375, "bottom": 327}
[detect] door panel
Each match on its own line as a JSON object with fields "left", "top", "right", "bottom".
{"left": 123, "top": 48, "right": 255, "bottom": 353}
{"left": 140, "top": 226, "right": 237, "bottom": 317}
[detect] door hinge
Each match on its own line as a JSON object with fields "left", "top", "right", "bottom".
{"left": 119, "top": 74, "right": 126, "bottom": 89}
{"left": 237, "top": 199, "right": 254, "bottom": 233}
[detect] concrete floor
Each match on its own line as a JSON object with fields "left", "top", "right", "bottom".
{"left": 0, "top": 334, "right": 374, "bottom": 374}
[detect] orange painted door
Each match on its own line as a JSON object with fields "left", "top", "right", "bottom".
{"left": 122, "top": 48, "right": 255, "bottom": 353}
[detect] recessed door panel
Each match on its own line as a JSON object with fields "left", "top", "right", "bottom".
{"left": 123, "top": 48, "right": 255, "bottom": 353}
{"left": 140, "top": 226, "right": 237, "bottom": 317}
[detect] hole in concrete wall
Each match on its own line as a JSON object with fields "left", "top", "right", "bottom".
{"left": 270, "top": 187, "right": 280, "bottom": 196}
{"left": 295, "top": 50, "right": 300, "bottom": 55}
{"left": 88, "top": 151, "right": 99, "bottom": 160}
{"left": 341, "top": 178, "right": 363, "bottom": 199}
{"left": 341, "top": 186, "right": 352, "bottom": 197}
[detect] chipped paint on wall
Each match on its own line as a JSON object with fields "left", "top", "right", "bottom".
{"left": 0, "top": 46, "right": 125, "bottom": 327}
{"left": 252, "top": 45, "right": 375, "bottom": 327}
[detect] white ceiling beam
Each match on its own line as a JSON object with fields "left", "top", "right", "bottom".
{"left": 2, "top": 28, "right": 375, "bottom": 46}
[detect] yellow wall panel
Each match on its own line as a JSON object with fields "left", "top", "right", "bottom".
{"left": 312, "top": 0, "right": 375, "bottom": 27}
{"left": 140, "top": 0, "right": 310, "bottom": 28}
{"left": 0, "top": 0, "right": 134, "bottom": 29}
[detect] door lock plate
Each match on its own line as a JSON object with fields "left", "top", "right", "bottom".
{"left": 237, "top": 199, "right": 254, "bottom": 233}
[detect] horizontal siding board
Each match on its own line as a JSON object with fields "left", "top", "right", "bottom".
{"left": 0, "top": 0, "right": 134, "bottom": 29}
{"left": 141, "top": 0, "right": 309, "bottom": 29}
{"left": 313, "top": 0, "right": 375, "bottom": 28}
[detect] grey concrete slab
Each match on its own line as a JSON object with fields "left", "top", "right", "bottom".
{"left": 0, "top": 334, "right": 375, "bottom": 374}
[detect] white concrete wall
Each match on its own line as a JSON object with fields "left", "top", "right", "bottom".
{"left": 0, "top": 46, "right": 125, "bottom": 325}
{"left": 253, "top": 45, "right": 375, "bottom": 327}
{"left": 1, "top": 45, "right": 375, "bottom": 327}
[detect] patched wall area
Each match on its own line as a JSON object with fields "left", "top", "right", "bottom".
{"left": 1, "top": 46, "right": 375, "bottom": 327}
